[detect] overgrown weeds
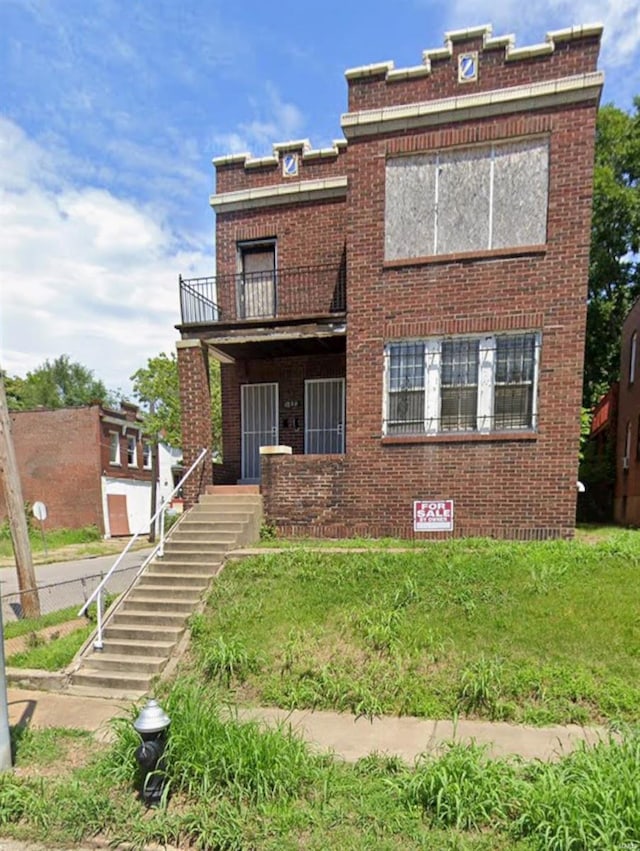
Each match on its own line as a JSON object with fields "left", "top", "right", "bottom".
{"left": 2, "top": 685, "right": 639, "bottom": 850}
{"left": 187, "top": 537, "right": 640, "bottom": 724}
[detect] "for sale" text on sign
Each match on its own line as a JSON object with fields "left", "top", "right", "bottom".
{"left": 413, "top": 500, "right": 454, "bottom": 532}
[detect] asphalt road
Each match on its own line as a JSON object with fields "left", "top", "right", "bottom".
{"left": 0, "top": 548, "right": 154, "bottom": 621}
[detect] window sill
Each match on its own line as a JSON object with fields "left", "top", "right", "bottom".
{"left": 381, "top": 431, "right": 538, "bottom": 445}
{"left": 383, "top": 244, "right": 547, "bottom": 270}
{"left": 109, "top": 462, "right": 121, "bottom": 467}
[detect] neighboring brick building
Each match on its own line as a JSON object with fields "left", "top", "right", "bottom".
{"left": 615, "top": 300, "right": 640, "bottom": 524}
{"left": 0, "top": 403, "right": 159, "bottom": 536}
{"left": 177, "top": 24, "right": 603, "bottom": 539}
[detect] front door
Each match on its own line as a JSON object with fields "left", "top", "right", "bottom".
{"left": 241, "top": 383, "right": 279, "bottom": 481}
{"left": 305, "top": 378, "right": 345, "bottom": 454}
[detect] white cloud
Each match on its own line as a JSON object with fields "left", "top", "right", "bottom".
{"left": 440, "top": 0, "right": 640, "bottom": 66}
{"left": 0, "top": 117, "right": 212, "bottom": 394}
{"left": 212, "top": 83, "right": 305, "bottom": 157}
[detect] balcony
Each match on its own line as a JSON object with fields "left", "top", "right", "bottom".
{"left": 179, "top": 262, "right": 346, "bottom": 326}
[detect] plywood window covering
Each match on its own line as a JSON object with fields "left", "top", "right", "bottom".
{"left": 385, "top": 138, "right": 549, "bottom": 260}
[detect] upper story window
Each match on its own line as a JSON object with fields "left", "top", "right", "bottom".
{"left": 630, "top": 332, "right": 637, "bottom": 384}
{"left": 127, "top": 435, "right": 137, "bottom": 467}
{"left": 142, "top": 442, "right": 152, "bottom": 469}
{"left": 384, "top": 138, "right": 549, "bottom": 261}
{"left": 109, "top": 432, "right": 120, "bottom": 465}
{"left": 383, "top": 332, "right": 540, "bottom": 436}
{"left": 237, "top": 240, "right": 276, "bottom": 319}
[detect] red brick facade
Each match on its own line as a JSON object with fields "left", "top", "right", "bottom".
{"left": 178, "top": 25, "right": 602, "bottom": 539}
{"left": 0, "top": 404, "right": 153, "bottom": 533}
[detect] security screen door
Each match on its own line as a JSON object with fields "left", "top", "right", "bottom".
{"left": 304, "top": 378, "right": 345, "bottom": 454}
{"left": 241, "top": 383, "right": 278, "bottom": 481}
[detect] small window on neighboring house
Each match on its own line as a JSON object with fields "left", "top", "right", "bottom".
{"left": 142, "top": 443, "right": 152, "bottom": 469}
{"left": 127, "top": 435, "right": 137, "bottom": 467}
{"left": 630, "top": 332, "right": 637, "bottom": 384}
{"left": 109, "top": 432, "right": 120, "bottom": 465}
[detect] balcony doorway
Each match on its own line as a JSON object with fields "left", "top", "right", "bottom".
{"left": 237, "top": 240, "right": 276, "bottom": 318}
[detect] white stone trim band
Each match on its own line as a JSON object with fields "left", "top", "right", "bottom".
{"left": 210, "top": 176, "right": 348, "bottom": 213}
{"left": 341, "top": 72, "right": 604, "bottom": 138}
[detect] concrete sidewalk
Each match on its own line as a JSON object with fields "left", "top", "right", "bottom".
{"left": 6, "top": 687, "right": 610, "bottom": 762}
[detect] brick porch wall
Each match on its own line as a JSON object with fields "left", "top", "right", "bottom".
{"left": 177, "top": 340, "right": 213, "bottom": 506}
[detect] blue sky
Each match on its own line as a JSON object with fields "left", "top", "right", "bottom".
{"left": 1, "top": 0, "right": 638, "bottom": 396}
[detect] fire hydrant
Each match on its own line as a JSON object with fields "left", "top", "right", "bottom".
{"left": 133, "top": 698, "right": 171, "bottom": 806}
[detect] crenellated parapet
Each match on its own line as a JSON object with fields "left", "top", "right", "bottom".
{"left": 213, "top": 138, "right": 348, "bottom": 202}
{"left": 344, "top": 23, "right": 603, "bottom": 116}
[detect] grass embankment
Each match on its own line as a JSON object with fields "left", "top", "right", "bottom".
{"left": 4, "top": 605, "right": 103, "bottom": 671}
{"left": 2, "top": 680, "right": 639, "bottom": 850}
{"left": 0, "top": 522, "right": 153, "bottom": 566}
{"left": 188, "top": 532, "right": 640, "bottom": 725}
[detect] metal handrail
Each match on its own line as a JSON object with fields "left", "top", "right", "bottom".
{"left": 78, "top": 447, "right": 208, "bottom": 650}
{"left": 179, "top": 261, "right": 346, "bottom": 324}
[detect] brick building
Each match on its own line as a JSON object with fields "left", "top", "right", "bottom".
{"left": 0, "top": 403, "right": 161, "bottom": 536}
{"left": 177, "top": 24, "right": 603, "bottom": 539}
{"left": 615, "top": 300, "right": 640, "bottom": 524}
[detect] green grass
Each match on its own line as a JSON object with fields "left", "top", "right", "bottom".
{"left": 187, "top": 531, "right": 640, "bottom": 724}
{"left": 11, "top": 726, "right": 92, "bottom": 767}
{"left": 3, "top": 605, "right": 83, "bottom": 640}
{"left": 6, "top": 625, "right": 92, "bottom": 670}
{"left": 0, "top": 680, "right": 638, "bottom": 850}
{"left": 0, "top": 524, "right": 102, "bottom": 560}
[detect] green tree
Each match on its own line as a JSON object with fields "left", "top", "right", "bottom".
{"left": 4, "top": 355, "right": 108, "bottom": 410}
{"left": 131, "top": 352, "right": 221, "bottom": 453}
{"left": 584, "top": 101, "right": 640, "bottom": 407}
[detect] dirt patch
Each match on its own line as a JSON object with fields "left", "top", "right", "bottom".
{"left": 13, "top": 734, "right": 103, "bottom": 781}
{"left": 4, "top": 619, "right": 89, "bottom": 657}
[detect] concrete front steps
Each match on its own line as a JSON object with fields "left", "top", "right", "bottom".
{"left": 67, "top": 488, "right": 262, "bottom": 699}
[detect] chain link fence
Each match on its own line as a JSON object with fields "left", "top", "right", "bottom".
{"left": 0, "top": 562, "right": 140, "bottom": 623}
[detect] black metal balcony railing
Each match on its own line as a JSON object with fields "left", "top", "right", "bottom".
{"left": 179, "top": 262, "right": 346, "bottom": 325}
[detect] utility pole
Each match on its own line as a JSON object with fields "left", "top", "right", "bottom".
{"left": 0, "top": 375, "right": 40, "bottom": 618}
{"left": 0, "top": 604, "right": 12, "bottom": 770}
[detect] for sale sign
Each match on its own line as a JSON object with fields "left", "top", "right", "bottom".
{"left": 414, "top": 500, "right": 454, "bottom": 532}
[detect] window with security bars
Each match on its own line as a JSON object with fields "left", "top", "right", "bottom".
{"left": 441, "top": 339, "right": 479, "bottom": 432}
{"left": 383, "top": 332, "right": 540, "bottom": 435}
{"left": 494, "top": 335, "right": 536, "bottom": 429}
{"left": 386, "top": 342, "right": 425, "bottom": 434}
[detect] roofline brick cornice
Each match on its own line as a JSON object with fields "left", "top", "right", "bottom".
{"left": 341, "top": 72, "right": 604, "bottom": 139}
{"left": 209, "top": 176, "right": 348, "bottom": 213}
{"left": 344, "top": 23, "right": 603, "bottom": 81}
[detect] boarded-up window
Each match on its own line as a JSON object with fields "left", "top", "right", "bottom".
{"left": 385, "top": 138, "right": 549, "bottom": 260}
